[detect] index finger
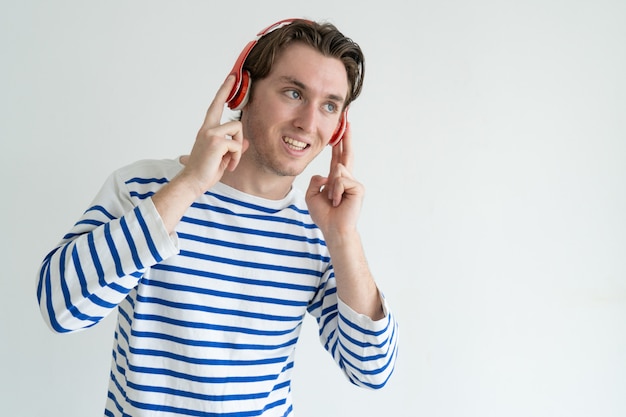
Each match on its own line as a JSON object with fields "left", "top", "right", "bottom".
{"left": 202, "top": 75, "right": 237, "bottom": 129}
{"left": 331, "top": 121, "right": 354, "bottom": 172}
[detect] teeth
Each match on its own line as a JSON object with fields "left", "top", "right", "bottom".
{"left": 283, "top": 137, "right": 307, "bottom": 150}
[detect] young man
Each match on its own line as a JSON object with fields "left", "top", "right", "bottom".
{"left": 37, "top": 19, "right": 398, "bottom": 416}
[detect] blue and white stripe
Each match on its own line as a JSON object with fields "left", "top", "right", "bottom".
{"left": 37, "top": 158, "right": 398, "bottom": 416}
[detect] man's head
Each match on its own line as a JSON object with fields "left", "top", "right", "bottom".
{"left": 223, "top": 19, "right": 364, "bottom": 183}
{"left": 242, "top": 19, "right": 365, "bottom": 110}
{"left": 228, "top": 19, "right": 365, "bottom": 114}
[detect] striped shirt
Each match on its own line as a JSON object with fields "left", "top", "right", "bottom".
{"left": 37, "top": 158, "right": 398, "bottom": 416}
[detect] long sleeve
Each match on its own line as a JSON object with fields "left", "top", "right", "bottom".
{"left": 307, "top": 267, "right": 399, "bottom": 389}
{"left": 36, "top": 163, "right": 179, "bottom": 333}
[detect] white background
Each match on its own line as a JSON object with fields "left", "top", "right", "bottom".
{"left": 2, "top": 0, "right": 625, "bottom": 416}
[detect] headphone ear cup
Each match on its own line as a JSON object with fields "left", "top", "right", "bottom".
{"left": 328, "top": 110, "right": 348, "bottom": 146}
{"left": 227, "top": 70, "right": 251, "bottom": 111}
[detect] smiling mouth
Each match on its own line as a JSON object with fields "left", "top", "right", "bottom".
{"left": 283, "top": 136, "right": 309, "bottom": 151}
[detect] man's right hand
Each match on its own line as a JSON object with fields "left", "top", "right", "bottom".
{"left": 152, "top": 75, "right": 248, "bottom": 233}
{"left": 179, "top": 75, "right": 248, "bottom": 196}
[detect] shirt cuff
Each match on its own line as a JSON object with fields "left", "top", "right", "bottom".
{"left": 337, "top": 292, "right": 391, "bottom": 331}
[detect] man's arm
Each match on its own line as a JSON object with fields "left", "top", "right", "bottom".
{"left": 37, "top": 77, "right": 246, "bottom": 333}
{"left": 306, "top": 124, "right": 398, "bottom": 388}
{"left": 305, "top": 123, "right": 384, "bottom": 320}
{"left": 36, "top": 164, "right": 180, "bottom": 333}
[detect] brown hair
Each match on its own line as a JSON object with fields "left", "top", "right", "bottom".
{"left": 243, "top": 19, "right": 365, "bottom": 108}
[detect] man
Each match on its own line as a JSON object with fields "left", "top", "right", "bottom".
{"left": 37, "top": 19, "right": 398, "bottom": 416}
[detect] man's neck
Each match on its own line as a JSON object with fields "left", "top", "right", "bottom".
{"left": 220, "top": 166, "right": 295, "bottom": 200}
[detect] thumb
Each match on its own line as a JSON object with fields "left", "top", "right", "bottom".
{"left": 226, "top": 138, "right": 250, "bottom": 171}
{"left": 306, "top": 175, "right": 328, "bottom": 200}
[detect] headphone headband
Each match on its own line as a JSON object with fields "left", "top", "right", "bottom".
{"left": 226, "top": 18, "right": 307, "bottom": 108}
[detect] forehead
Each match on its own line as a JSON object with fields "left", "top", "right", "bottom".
{"left": 269, "top": 43, "right": 349, "bottom": 100}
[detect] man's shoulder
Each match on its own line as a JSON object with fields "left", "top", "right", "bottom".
{"left": 113, "top": 157, "right": 183, "bottom": 182}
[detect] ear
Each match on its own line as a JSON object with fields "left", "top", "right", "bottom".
{"left": 328, "top": 108, "right": 349, "bottom": 146}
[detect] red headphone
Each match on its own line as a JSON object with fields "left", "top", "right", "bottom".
{"left": 226, "top": 18, "right": 348, "bottom": 146}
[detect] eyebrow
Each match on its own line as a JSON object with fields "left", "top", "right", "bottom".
{"left": 279, "top": 76, "right": 346, "bottom": 104}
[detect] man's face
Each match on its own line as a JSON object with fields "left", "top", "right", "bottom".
{"left": 241, "top": 42, "right": 349, "bottom": 178}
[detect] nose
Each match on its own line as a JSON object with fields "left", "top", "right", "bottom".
{"left": 293, "top": 103, "right": 317, "bottom": 134}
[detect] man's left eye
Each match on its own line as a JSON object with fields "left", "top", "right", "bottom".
{"left": 324, "top": 103, "right": 337, "bottom": 113}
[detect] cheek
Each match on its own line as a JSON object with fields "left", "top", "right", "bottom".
{"left": 249, "top": 99, "right": 290, "bottom": 129}
{"left": 325, "top": 116, "right": 343, "bottom": 141}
